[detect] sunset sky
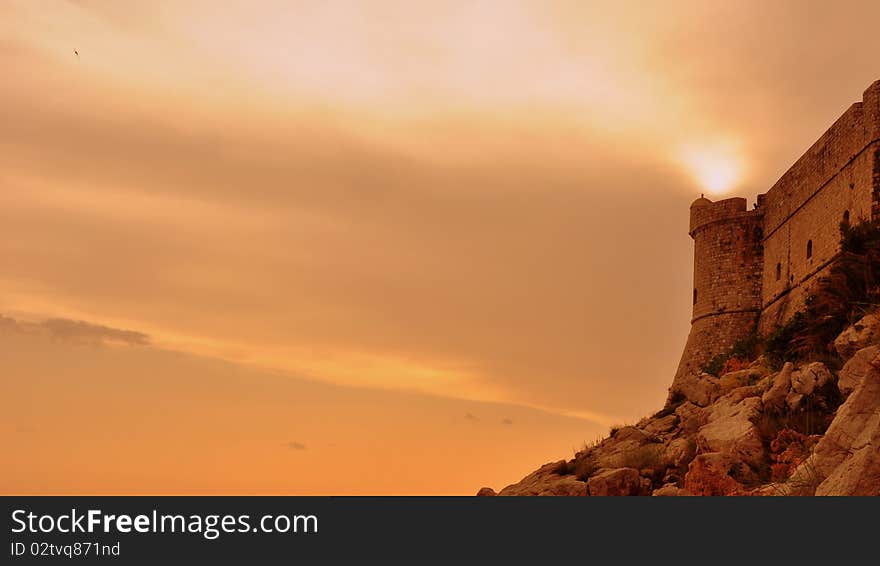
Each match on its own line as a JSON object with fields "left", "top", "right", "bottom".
{"left": 2, "top": 0, "right": 879, "bottom": 494}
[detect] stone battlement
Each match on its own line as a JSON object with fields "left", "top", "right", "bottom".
{"left": 674, "top": 79, "right": 880, "bottom": 385}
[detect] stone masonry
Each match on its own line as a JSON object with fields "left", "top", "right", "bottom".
{"left": 673, "top": 79, "right": 880, "bottom": 387}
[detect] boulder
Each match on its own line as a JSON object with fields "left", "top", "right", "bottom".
{"left": 675, "top": 401, "right": 706, "bottom": 434}
{"left": 476, "top": 487, "right": 496, "bottom": 496}
{"left": 664, "top": 436, "right": 696, "bottom": 468}
{"left": 719, "top": 368, "right": 764, "bottom": 395}
{"left": 761, "top": 362, "right": 794, "bottom": 409}
{"left": 785, "top": 351, "right": 880, "bottom": 496}
{"left": 696, "top": 396, "right": 765, "bottom": 469}
{"left": 833, "top": 312, "right": 880, "bottom": 360}
{"left": 497, "top": 461, "right": 588, "bottom": 496}
{"left": 837, "top": 345, "right": 879, "bottom": 397}
{"left": 586, "top": 467, "right": 652, "bottom": 496}
{"left": 724, "top": 382, "right": 767, "bottom": 404}
{"left": 785, "top": 362, "right": 834, "bottom": 411}
{"left": 670, "top": 372, "right": 720, "bottom": 407}
{"left": 593, "top": 427, "right": 655, "bottom": 469}
{"left": 652, "top": 484, "right": 694, "bottom": 496}
{"left": 683, "top": 453, "right": 745, "bottom": 496}
{"left": 790, "top": 362, "right": 833, "bottom": 396}
{"left": 642, "top": 414, "right": 679, "bottom": 436}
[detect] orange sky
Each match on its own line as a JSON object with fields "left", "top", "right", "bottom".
{"left": 2, "top": 0, "right": 879, "bottom": 494}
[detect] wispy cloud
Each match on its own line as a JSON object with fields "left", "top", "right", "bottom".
{"left": 1, "top": 314, "right": 149, "bottom": 347}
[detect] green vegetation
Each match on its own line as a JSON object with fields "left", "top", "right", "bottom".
{"left": 701, "top": 330, "right": 761, "bottom": 376}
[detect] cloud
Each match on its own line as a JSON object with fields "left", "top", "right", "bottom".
{"left": 501, "top": 418, "right": 513, "bottom": 426}
{"left": 3, "top": 1, "right": 879, "bottom": 428}
{"left": 0, "top": 314, "right": 150, "bottom": 347}
{"left": 464, "top": 413, "right": 479, "bottom": 422}
{"left": 284, "top": 441, "right": 307, "bottom": 451}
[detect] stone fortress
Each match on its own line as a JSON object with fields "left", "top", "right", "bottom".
{"left": 675, "top": 79, "right": 880, "bottom": 385}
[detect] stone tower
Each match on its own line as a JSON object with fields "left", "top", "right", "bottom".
{"left": 672, "top": 196, "right": 764, "bottom": 388}
{"left": 670, "top": 79, "right": 880, "bottom": 399}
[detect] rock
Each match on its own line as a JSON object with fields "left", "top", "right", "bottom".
{"left": 833, "top": 312, "right": 880, "bottom": 360}
{"left": 784, "top": 390, "right": 805, "bottom": 412}
{"left": 748, "top": 356, "right": 773, "bottom": 372}
{"left": 675, "top": 401, "right": 706, "bottom": 433}
{"left": 593, "top": 427, "right": 655, "bottom": 469}
{"left": 784, "top": 351, "right": 880, "bottom": 495}
{"left": 670, "top": 372, "right": 720, "bottom": 407}
{"left": 785, "top": 362, "right": 834, "bottom": 411}
{"left": 664, "top": 436, "right": 696, "bottom": 468}
{"left": 683, "top": 453, "right": 745, "bottom": 496}
{"left": 790, "top": 362, "right": 833, "bottom": 397}
{"left": 612, "top": 426, "right": 651, "bottom": 443}
{"left": 497, "top": 461, "right": 588, "bottom": 496}
{"left": 838, "top": 345, "right": 879, "bottom": 397}
{"left": 761, "top": 362, "right": 794, "bottom": 409}
{"left": 642, "top": 414, "right": 678, "bottom": 435}
{"left": 719, "top": 368, "right": 764, "bottom": 395}
{"left": 652, "top": 484, "right": 694, "bottom": 496}
{"left": 476, "top": 487, "right": 496, "bottom": 496}
{"left": 723, "top": 382, "right": 766, "bottom": 404}
{"left": 586, "top": 468, "right": 652, "bottom": 496}
{"left": 696, "top": 396, "right": 765, "bottom": 469}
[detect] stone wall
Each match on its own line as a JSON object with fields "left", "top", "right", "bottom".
{"left": 758, "top": 80, "right": 880, "bottom": 333}
{"left": 673, "top": 197, "right": 763, "bottom": 385}
{"left": 674, "top": 80, "right": 880, "bottom": 387}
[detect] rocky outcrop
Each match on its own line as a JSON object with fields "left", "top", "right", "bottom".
{"left": 683, "top": 453, "right": 744, "bottom": 496}
{"left": 719, "top": 368, "right": 764, "bottom": 395}
{"left": 761, "top": 362, "right": 793, "bottom": 409}
{"left": 496, "top": 461, "right": 588, "bottom": 496}
{"left": 833, "top": 313, "right": 880, "bottom": 359}
{"left": 784, "top": 352, "right": 880, "bottom": 495}
{"left": 485, "top": 316, "right": 880, "bottom": 497}
{"left": 586, "top": 468, "right": 651, "bottom": 496}
{"left": 838, "top": 345, "right": 879, "bottom": 397}
{"left": 670, "top": 372, "right": 720, "bottom": 407}
{"left": 786, "top": 362, "right": 834, "bottom": 411}
{"left": 696, "top": 396, "right": 765, "bottom": 469}
{"left": 651, "top": 484, "right": 693, "bottom": 496}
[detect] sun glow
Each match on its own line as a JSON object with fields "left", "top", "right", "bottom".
{"left": 679, "top": 143, "right": 745, "bottom": 196}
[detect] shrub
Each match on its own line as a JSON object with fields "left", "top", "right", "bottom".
{"left": 573, "top": 456, "right": 599, "bottom": 481}
{"left": 767, "top": 220, "right": 880, "bottom": 365}
{"left": 711, "top": 220, "right": 880, "bottom": 371}
{"left": 701, "top": 329, "right": 760, "bottom": 376}
{"left": 768, "top": 429, "right": 816, "bottom": 482}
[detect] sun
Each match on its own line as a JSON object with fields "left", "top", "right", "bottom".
{"left": 678, "top": 143, "right": 745, "bottom": 196}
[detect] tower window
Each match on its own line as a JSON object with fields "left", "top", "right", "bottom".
{"left": 807, "top": 240, "right": 813, "bottom": 259}
{"left": 693, "top": 288, "right": 697, "bottom": 305}
{"left": 776, "top": 262, "right": 781, "bottom": 281}
{"left": 843, "top": 210, "right": 850, "bottom": 224}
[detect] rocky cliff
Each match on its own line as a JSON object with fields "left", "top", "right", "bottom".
{"left": 478, "top": 314, "right": 880, "bottom": 496}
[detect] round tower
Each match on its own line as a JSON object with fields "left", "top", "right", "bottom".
{"left": 672, "top": 196, "right": 764, "bottom": 393}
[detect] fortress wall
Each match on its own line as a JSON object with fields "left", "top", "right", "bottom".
{"left": 674, "top": 311, "right": 759, "bottom": 386}
{"left": 756, "top": 81, "right": 880, "bottom": 334}
{"left": 674, "top": 198, "right": 763, "bottom": 386}
{"left": 759, "top": 146, "right": 878, "bottom": 333}
{"left": 690, "top": 202, "right": 763, "bottom": 322}
{"left": 673, "top": 81, "right": 880, "bottom": 390}
{"left": 761, "top": 103, "right": 870, "bottom": 236}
